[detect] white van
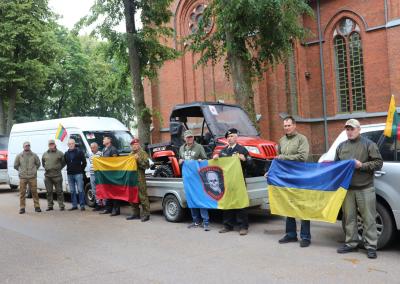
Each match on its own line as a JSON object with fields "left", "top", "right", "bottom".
{"left": 7, "top": 117, "right": 133, "bottom": 206}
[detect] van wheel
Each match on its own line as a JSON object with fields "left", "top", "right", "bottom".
{"left": 162, "top": 194, "right": 184, "bottom": 222}
{"left": 153, "top": 165, "right": 174, "bottom": 178}
{"left": 26, "top": 188, "right": 32, "bottom": 198}
{"left": 356, "top": 202, "right": 394, "bottom": 249}
{"left": 10, "top": 184, "right": 18, "bottom": 190}
{"left": 85, "top": 183, "right": 96, "bottom": 207}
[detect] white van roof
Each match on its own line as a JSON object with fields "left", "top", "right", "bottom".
{"left": 10, "top": 117, "right": 129, "bottom": 133}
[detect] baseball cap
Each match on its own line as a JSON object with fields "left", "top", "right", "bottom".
{"left": 184, "top": 130, "right": 194, "bottom": 138}
{"left": 48, "top": 139, "right": 56, "bottom": 144}
{"left": 344, "top": 119, "right": 361, "bottom": 128}
{"left": 130, "top": 138, "right": 140, "bottom": 145}
{"left": 23, "top": 141, "right": 31, "bottom": 147}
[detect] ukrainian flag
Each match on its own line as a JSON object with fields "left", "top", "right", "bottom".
{"left": 182, "top": 157, "right": 249, "bottom": 209}
{"left": 267, "top": 159, "right": 355, "bottom": 223}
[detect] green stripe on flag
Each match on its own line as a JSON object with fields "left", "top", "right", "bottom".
{"left": 95, "top": 170, "right": 138, "bottom": 186}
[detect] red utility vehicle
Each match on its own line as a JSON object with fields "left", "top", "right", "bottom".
{"left": 147, "top": 102, "right": 277, "bottom": 177}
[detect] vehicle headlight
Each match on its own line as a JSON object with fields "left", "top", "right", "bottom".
{"left": 244, "top": 146, "right": 261, "bottom": 154}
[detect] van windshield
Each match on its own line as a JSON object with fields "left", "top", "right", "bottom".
{"left": 83, "top": 131, "right": 133, "bottom": 154}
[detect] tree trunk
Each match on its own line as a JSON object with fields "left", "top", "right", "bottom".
{"left": 6, "top": 85, "right": 17, "bottom": 134}
{"left": 0, "top": 94, "right": 6, "bottom": 135}
{"left": 225, "top": 31, "right": 258, "bottom": 128}
{"left": 123, "top": 0, "right": 151, "bottom": 145}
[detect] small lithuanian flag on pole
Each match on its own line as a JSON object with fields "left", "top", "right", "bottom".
{"left": 384, "top": 95, "right": 400, "bottom": 140}
{"left": 55, "top": 124, "right": 68, "bottom": 141}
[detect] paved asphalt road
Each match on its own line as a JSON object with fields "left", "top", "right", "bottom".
{"left": 0, "top": 186, "right": 399, "bottom": 284}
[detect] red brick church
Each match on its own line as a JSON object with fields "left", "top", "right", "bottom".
{"left": 144, "top": 0, "right": 400, "bottom": 158}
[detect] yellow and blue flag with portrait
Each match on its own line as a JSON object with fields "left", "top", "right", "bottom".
{"left": 267, "top": 159, "right": 355, "bottom": 223}
{"left": 182, "top": 157, "right": 249, "bottom": 209}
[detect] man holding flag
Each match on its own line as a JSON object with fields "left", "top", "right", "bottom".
{"left": 275, "top": 116, "right": 311, "bottom": 247}
{"left": 335, "top": 119, "right": 383, "bottom": 259}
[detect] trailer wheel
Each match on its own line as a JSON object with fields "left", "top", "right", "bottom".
{"left": 85, "top": 183, "right": 96, "bottom": 207}
{"left": 162, "top": 194, "right": 184, "bottom": 222}
{"left": 153, "top": 165, "right": 174, "bottom": 178}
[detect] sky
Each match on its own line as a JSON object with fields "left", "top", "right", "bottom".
{"left": 48, "top": 0, "right": 126, "bottom": 33}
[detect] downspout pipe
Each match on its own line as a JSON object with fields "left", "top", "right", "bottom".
{"left": 316, "top": 0, "right": 329, "bottom": 152}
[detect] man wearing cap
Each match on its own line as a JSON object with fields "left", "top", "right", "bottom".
{"left": 126, "top": 139, "right": 151, "bottom": 222}
{"left": 275, "top": 116, "right": 311, "bottom": 247}
{"left": 42, "top": 139, "right": 66, "bottom": 211}
{"left": 100, "top": 135, "right": 120, "bottom": 216}
{"left": 213, "top": 128, "right": 250, "bottom": 235}
{"left": 14, "top": 142, "right": 41, "bottom": 214}
{"left": 179, "top": 130, "right": 209, "bottom": 231}
{"left": 335, "top": 119, "right": 383, "bottom": 259}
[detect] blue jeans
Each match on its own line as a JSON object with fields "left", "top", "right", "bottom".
{"left": 68, "top": 174, "right": 85, "bottom": 208}
{"left": 286, "top": 217, "right": 311, "bottom": 240}
{"left": 190, "top": 208, "right": 209, "bottom": 225}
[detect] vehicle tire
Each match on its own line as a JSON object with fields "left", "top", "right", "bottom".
{"left": 26, "top": 188, "right": 32, "bottom": 198}
{"left": 85, "top": 183, "right": 96, "bottom": 207}
{"left": 153, "top": 165, "right": 174, "bottom": 178}
{"left": 162, "top": 194, "right": 184, "bottom": 222}
{"left": 10, "top": 184, "right": 18, "bottom": 190}
{"left": 356, "top": 202, "right": 394, "bottom": 249}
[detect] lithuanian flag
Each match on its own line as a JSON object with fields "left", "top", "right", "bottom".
{"left": 94, "top": 156, "right": 139, "bottom": 203}
{"left": 384, "top": 95, "right": 400, "bottom": 140}
{"left": 182, "top": 157, "right": 249, "bottom": 209}
{"left": 267, "top": 159, "right": 355, "bottom": 223}
{"left": 55, "top": 124, "right": 67, "bottom": 141}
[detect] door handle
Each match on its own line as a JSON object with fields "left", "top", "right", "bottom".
{"left": 374, "top": 171, "right": 386, "bottom": 177}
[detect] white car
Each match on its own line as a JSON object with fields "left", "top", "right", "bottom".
{"left": 319, "top": 123, "right": 400, "bottom": 249}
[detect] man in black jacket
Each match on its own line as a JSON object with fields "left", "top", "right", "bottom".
{"left": 64, "top": 139, "right": 87, "bottom": 211}
{"left": 99, "top": 135, "right": 120, "bottom": 216}
{"left": 213, "top": 128, "right": 250, "bottom": 236}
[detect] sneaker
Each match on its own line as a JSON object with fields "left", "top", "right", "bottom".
{"left": 100, "top": 209, "right": 112, "bottom": 214}
{"left": 45, "top": 207, "right": 53, "bottom": 211}
{"left": 19, "top": 208, "right": 25, "bottom": 214}
{"left": 367, "top": 248, "right": 377, "bottom": 259}
{"left": 278, "top": 235, "right": 298, "bottom": 244}
{"left": 300, "top": 239, "right": 311, "bottom": 247}
{"left": 239, "top": 229, "right": 248, "bottom": 236}
{"left": 204, "top": 224, "right": 210, "bottom": 231}
{"left": 219, "top": 227, "right": 232, "bottom": 233}
{"left": 141, "top": 215, "right": 150, "bottom": 222}
{"left": 337, "top": 244, "right": 358, "bottom": 254}
{"left": 35, "top": 207, "right": 42, "bottom": 213}
{"left": 80, "top": 207, "right": 85, "bottom": 211}
{"left": 110, "top": 210, "right": 120, "bottom": 216}
{"left": 126, "top": 215, "right": 140, "bottom": 220}
{"left": 187, "top": 222, "right": 200, "bottom": 229}
{"left": 68, "top": 207, "right": 78, "bottom": 211}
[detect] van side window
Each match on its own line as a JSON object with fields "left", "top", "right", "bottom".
{"left": 69, "top": 134, "right": 87, "bottom": 154}
{"left": 361, "top": 130, "right": 383, "bottom": 144}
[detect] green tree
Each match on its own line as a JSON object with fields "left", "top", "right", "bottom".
{"left": 80, "top": 0, "right": 179, "bottom": 144}
{"left": 188, "top": 0, "right": 312, "bottom": 124}
{"left": 0, "top": 0, "right": 58, "bottom": 133}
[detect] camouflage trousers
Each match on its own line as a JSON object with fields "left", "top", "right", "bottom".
{"left": 131, "top": 183, "right": 150, "bottom": 217}
{"left": 19, "top": 178, "right": 40, "bottom": 209}
{"left": 45, "top": 176, "right": 65, "bottom": 209}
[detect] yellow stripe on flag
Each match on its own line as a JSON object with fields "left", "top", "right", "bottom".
{"left": 268, "top": 185, "right": 347, "bottom": 223}
{"left": 384, "top": 95, "right": 396, "bottom": 137}
{"left": 93, "top": 156, "right": 137, "bottom": 171}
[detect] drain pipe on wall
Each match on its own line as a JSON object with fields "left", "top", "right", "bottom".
{"left": 316, "top": 0, "right": 329, "bottom": 152}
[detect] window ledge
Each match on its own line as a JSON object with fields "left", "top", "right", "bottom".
{"left": 279, "top": 109, "right": 400, "bottom": 123}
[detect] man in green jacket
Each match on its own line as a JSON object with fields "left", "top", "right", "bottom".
{"left": 14, "top": 141, "right": 41, "bottom": 214}
{"left": 275, "top": 116, "right": 311, "bottom": 247}
{"left": 335, "top": 119, "right": 383, "bottom": 259}
{"left": 42, "top": 139, "right": 66, "bottom": 211}
{"left": 126, "top": 138, "right": 151, "bottom": 222}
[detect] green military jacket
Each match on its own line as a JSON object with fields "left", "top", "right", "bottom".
{"left": 278, "top": 132, "right": 310, "bottom": 162}
{"left": 42, "top": 149, "right": 66, "bottom": 177}
{"left": 130, "top": 149, "right": 150, "bottom": 184}
{"left": 14, "top": 151, "right": 41, "bottom": 179}
{"left": 179, "top": 142, "right": 207, "bottom": 160}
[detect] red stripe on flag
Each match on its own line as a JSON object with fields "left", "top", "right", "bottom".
{"left": 96, "top": 184, "right": 139, "bottom": 203}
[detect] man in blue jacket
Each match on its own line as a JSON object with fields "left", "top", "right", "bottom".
{"left": 64, "top": 139, "right": 87, "bottom": 211}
